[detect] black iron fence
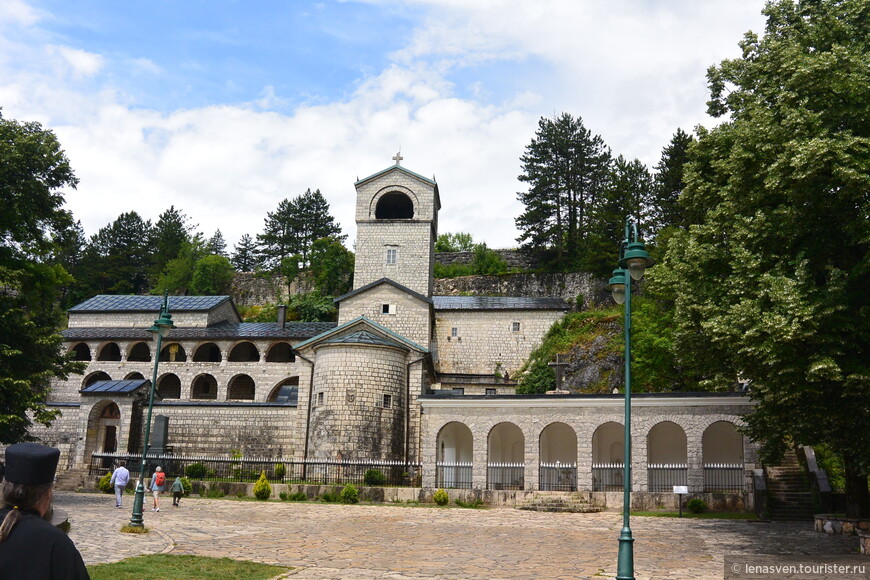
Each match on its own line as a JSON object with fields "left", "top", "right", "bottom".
{"left": 89, "top": 452, "right": 422, "bottom": 487}
{"left": 435, "top": 461, "right": 473, "bottom": 489}
{"left": 592, "top": 463, "right": 624, "bottom": 491}
{"left": 647, "top": 463, "right": 688, "bottom": 492}
{"left": 539, "top": 462, "right": 577, "bottom": 491}
{"left": 704, "top": 463, "right": 744, "bottom": 492}
{"left": 487, "top": 462, "right": 525, "bottom": 490}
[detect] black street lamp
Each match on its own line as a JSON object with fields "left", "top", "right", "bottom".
{"left": 603, "top": 221, "right": 654, "bottom": 580}
{"left": 129, "top": 292, "right": 174, "bottom": 527}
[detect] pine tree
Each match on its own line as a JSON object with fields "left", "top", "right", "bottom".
{"left": 149, "top": 206, "right": 192, "bottom": 282}
{"left": 648, "top": 128, "right": 694, "bottom": 238}
{"left": 206, "top": 229, "right": 227, "bottom": 256}
{"left": 231, "top": 234, "right": 259, "bottom": 271}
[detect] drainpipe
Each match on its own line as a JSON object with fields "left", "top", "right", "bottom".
{"left": 405, "top": 355, "right": 429, "bottom": 468}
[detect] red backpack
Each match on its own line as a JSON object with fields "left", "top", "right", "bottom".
{"left": 154, "top": 471, "right": 165, "bottom": 486}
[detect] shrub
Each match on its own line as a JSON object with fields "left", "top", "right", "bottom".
{"left": 253, "top": 471, "right": 272, "bottom": 500}
{"left": 98, "top": 472, "right": 113, "bottom": 494}
{"left": 319, "top": 492, "right": 339, "bottom": 503}
{"left": 340, "top": 484, "right": 359, "bottom": 504}
{"left": 280, "top": 491, "right": 307, "bottom": 501}
{"left": 455, "top": 497, "right": 483, "bottom": 509}
{"left": 363, "top": 469, "right": 386, "bottom": 486}
{"left": 687, "top": 498, "right": 707, "bottom": 514}
{"left": 180, "top": 477, "right": 193, "bottom": 496}
{"left": 274, "top": 462, "right": 286, "bottom": 480}
{"left": 185, "top": 463, "right": 207, "bottom": 479}
{"left": 204, "top": 487, "right": 225, "bottom": 499}
{"left": 433, "top": 489, "right": 449, "bottom": 506}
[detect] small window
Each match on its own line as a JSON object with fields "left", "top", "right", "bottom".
{"left": 382, "top": 303, "right": 396, "bottom": 315}
{"left": 386, "top": 248, "right": 397, "bottom": 264}
{"left": 485, "top": 388, "right": 496, "bottom": 396}
{"left": 512, "top": 322, "right": 521, "bottom": 332}
{"left": 451, "top": 327, "right": 458, "bottom": 337}
{"left": 382, "top": 394, "right": 392, "bottom": 409}
{"left": 316, "top": 392, "right": 324, "bottom": 406}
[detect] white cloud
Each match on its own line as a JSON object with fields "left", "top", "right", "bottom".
{"left": 49, "top": 45, "right": 105, "bottom": 79}
{"left": 0, "top": 0, "right": 41, "bottom": 26}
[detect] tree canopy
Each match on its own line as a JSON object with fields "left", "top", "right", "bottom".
{"left": 654, "top": 0, "right": 870, "bottom": 516}
{"left": 257, "top": 189, "right": 343, "bottom": 270}
{"left": 0, "top": 111, "right": 84, "bottom": 443}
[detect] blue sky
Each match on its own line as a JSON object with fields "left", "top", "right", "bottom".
{"left": 0, "top": 0, "right": 767, "bottom": 250}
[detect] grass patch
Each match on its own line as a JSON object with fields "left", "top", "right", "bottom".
{"left": 87, "top": 554, "right": 288, "bottom": 580}
{"left": 631, "top": 510, "right": 757, "bottom": 520}
{"left": 119, "top": 525, "right": 149, "bottom": 534}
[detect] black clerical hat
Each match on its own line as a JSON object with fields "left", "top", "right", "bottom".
{"left": 4, "top": 443, "right": 60, "bottom": 485}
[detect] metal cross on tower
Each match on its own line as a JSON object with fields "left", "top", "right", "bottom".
{"left": 392, "top": 151, "right": 403, "bottom": 165}
{"left": 548, "top": 353, "right": 569, "bottom": 391}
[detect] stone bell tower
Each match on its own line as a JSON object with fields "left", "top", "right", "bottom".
{"left": 352, "top": 153, "right": 440, "bottom": 297}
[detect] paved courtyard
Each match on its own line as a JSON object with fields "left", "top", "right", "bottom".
{"left": 57, "top": 492, "right": 862, "bottom": 579}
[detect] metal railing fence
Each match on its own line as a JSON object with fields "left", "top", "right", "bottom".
{"left": 435, "top": 461, "right": 473, "bottom": 489}
{"left": 539, "top": 462, "right": 577, "bottom": 491}
{"left": 647, "top": 463, "right": 688, "bottom": 492}
{"left": 486, "top": 462, "right": 525, "bottom": 490}
{"left": 592, "top": 462, "right": 625, "bottom": 491}
{"left": 703, "top": 463, "right": 744, "bottom": 492}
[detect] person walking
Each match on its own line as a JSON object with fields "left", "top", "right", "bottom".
{"left": 0, "top": 442, "right": 90, "bottom": 579}
{"left": 108, "top": 460, "right": 129, "bottom": 508}
{"left": 170, "top": 476, "right": 184, "bottom": 507}
{"left": 149, "top": 466, "right": 165, "bottom": 512}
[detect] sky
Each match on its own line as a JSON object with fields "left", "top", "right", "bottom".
{"left": 0, "top": 0, "right": 767, "bottom": 251}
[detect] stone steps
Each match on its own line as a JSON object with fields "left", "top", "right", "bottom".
{"left": 516, "top": 493, "right": 603, "bottom": 514}
{"left": 55, "top": 468, "right": 90, "bottom": 492}
{"left": 766, "top": 449, "right": 815, "bottom": 521}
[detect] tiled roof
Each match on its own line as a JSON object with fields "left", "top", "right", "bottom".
{"left": 69, "top": 295, "right": 231, "bottom": 312}
{"left": 432, "top": 296, "right": 570, "bottom": 310}
{"left": 323, "top": 330, "right": 406, "bottom": 349}
{"left": 62, "top": 321, "right": 336, "bottom": 341}
{"left": 81, "top": 379, "right": 149, "bottom": 394}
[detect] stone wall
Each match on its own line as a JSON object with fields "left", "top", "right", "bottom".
{"left": 434, "top": 271, "right": 607, "bottom": 307}
{"left": 337, "top": 284, "right": 432, "bottom": 348}
{"left": 435, "top": 250, "right": 537, "bottom": 270}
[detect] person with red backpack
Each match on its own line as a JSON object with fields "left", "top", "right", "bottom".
{"left": 149, "top": 466, "right": 166, "bottom": 512}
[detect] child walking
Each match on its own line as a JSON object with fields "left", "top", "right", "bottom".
{"left": 170, "top": 476, "right": 184, "bottom": 507}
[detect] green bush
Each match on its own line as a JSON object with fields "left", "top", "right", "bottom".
{"left": 185, "top": 463, "right": 207, "bottom": 479}
{"left": 455, "top": 497, "right": 483, "bottom": 509}
{"left": 253, "top": 471, "right": 272, "bottom": 500}
{"left": 274, "top": 462, "right": 286, "bottom": 480}
{"left": 340, "top": 484, "right": 359, "bottom": 504}
{"left": 204, "top": 487, "right": 225, "bottom": 498}
{"left": 280, "top": 491, "right": 307, "bottom": 501}
{"left": 98, "top": 472, "right": 113, "bottom": 494}
{"left": 180, "top": 477, "right": 193, "bottom": 496}
{"left": 433, "top": 489, "right": 449, "bottom": 506}
{"left": 363, "top": 469, "right": 386, "bottom": 486}
{"left": 319, "top": 492, "right": 339, "bottom": 503}
{"left": 686, "top": 498, "right": 707, "bottom": 514}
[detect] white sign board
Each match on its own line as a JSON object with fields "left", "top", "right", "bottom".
{"left": 673, "top": 485, "right": 688, "bottom": 494}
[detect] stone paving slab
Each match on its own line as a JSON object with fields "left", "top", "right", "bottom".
{"left": 56, "top": 492, "right": 862, "bottom": 579}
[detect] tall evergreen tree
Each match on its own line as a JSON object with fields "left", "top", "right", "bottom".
{"left": 0, "top": 111, "right": 84, "bottom": 442}
{"left": 149, "top": 206, "right": 192, "bottom": 282}
{"left": 515, "top": 113, "right": 611, "bottom": 271}
{"left": 648, "top": 128, "right": 695, "bottom": 238}
{"left": 206, "top": 229, "right": 227, "bottom": 256}
{"left": 231, "top": 234, "right": 259, "bottom": 271}
{"left": 80, "top": 212, "right": 153, "bottom": 295}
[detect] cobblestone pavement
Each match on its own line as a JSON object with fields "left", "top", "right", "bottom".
{"left": 57, "top": 492, "right": 862, "bottom": 579}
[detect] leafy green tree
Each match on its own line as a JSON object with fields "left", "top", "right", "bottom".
{"left": 290, "top": 292, "right": 336, "bottom": 322}
{"left": 257, "top": 189, "right": 343, "bottom": 270}
{"left": 648, "top": 128, "right": 694, "bottom": 239}
{"left": 307, "top": 237, "right": 354, "bottom": 296}
{"left": 190, "top": 255, "right": 235, "bottom": 295}
{"left": 80, "top": 211, "right": 152, "bottom": 295}
{"left": 659, "top": 0, "right": 870, "bottom": 516}
{"left": 231, "top": 234, "right": 260, "bottom": 271}
{"left": 470, "top": 243, "right": 508, "bottom": 275}
{"left": 154, "top": 234, "right": 208, "bottom": 295}
{"left": 206, "top": 229, "right": 227, "bottom": 257}
{"left": 516, "top": 113, "right": 612, "bottom": 271}
{"left": 149, "top": 206, "right": 192, "bottom": 283}
{"left": 0, "top": 111, "right": 84, "bottom": 443}
{"left": 435, "top": 232, "right": 475, "bottom": 252}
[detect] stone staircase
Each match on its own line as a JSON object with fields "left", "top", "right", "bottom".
{"left": 54, "top": 467, "right": 90, "bottom": 492}
{"left": 516, "top": 492, "right": 603, "bottom": 513}
{"left": 766, "top": 449, "right": 816, "bottom": 521}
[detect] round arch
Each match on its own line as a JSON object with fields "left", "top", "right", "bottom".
{"left": 69, "top": 342, "right": 91, "bottom": 361}
{"left": 127, "top": 341, "right": 151, "bottom": 362}
{"left": 265, "top": 342, "right": 295, "bottom": 363}
{"left": 227, "top": 374, "right": 255, "bottom": 400}
{"left": 539, "top": 422, "right": 577, "bottom": 463}
{"left": 436, "top": 422, "right": 473, "bottom": 489}
{"left": 84, "top": 400, "right": 122, "bottom": 465}
{"left": 82, "top": 371, "right": 111, "bottom": 389}
{"left": 96, "top": 342, "right": 121, "bottom": 361}
{"left": 192, "top": 342, "right": 222, "bottom": 362}
{"left": 374, "top": 191, "right": 415, "bottom": 219}
{"left": 191, "top": 374, "right": 218, "bottom": 400}
{"left": 592, "top": 421, "right": 624, "bottom": 464}
{"left": 702, "top": 421, "right": 744, "bottom": 464}
{"left": 268, "top": 377, "right": 299, "bottom": 404}
{"left": 159, "top": 342, "right": 187, "bottom": 362}
{"left": 647, "top": 421, "right": 688, "bottom": 464}
{"left": 487, "top": 422, "right": 524, "bottom": 490}
{"left": 123, "top": 372, "right": 145, "bottom": 380}
{"left": 228, "top": 341, "right": 259, "bottom": 362}
{"left": 157, "top": 373, "right": 181, "bottom": 399}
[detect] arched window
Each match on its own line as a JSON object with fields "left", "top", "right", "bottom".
{"left": 70, "top": 342, "right": 91, "bottom": 361}
{"left": 436, "top": 422, "right": 473, "bottom": 489}
{"left": 268, "top": 377, "right": 299, "bottom": 404}
{"left": 191, "top": 374, "right": 218, "bottom": 400}
{"left": 702, "top": 421, "right": 745, "bottom": 492}
{"left": 265, "top": 342, "right": 295, "bottom": 363}
{"left": 228, "top": 341, "right": 259, "bottom": 362}
{"left": 487, "top": 422, "right": 524, "bottom": 490}
{"left": 647, "top": 421, "right": 688, "bottom": 492}
{"left": 591, "top": 421, "right": 624, "bottom": 491}
{"left": 159, "top": 343, "right": 187, "bottom": 362}
{"left": 539, "top": 422, "right": 578, "bottom": 491}
{"left": 97, "top": 342, "right": 121, "bottom": 361}
{"left": 192, "top": 343, "right": 222, "bottom": 362}
{"left": 158, "top": 373, "right": 181, "bottom": 399}
{"left": 124, "top": 372, "right": 145, "bottom": 380}
{"left": 375, "top": 192, "right": 414, "bottom": 219}
{"left": 82, "top": 371, "right": 111, "bottom": 388}
{"left": 227, "top": 374, "right": 255, "bottom": 400}
{"left": 127, "top": 341, "right": 151, "bottom": 362}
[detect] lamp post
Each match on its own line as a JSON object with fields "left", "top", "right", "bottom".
{"left": 603, "top": 221, "right": 654, "bottom": 580}
{"left": 130, "top": 291, "right": 175, "bottom": 527}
